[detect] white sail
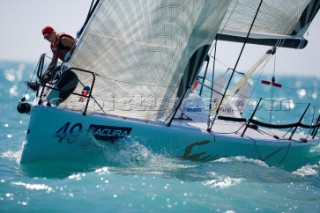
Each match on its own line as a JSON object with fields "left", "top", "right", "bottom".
{"left": 66, "top": 0, "right": 232, "bottom": 121}
{"left": 218, "top": 0, "right": 320, "bottom": 48}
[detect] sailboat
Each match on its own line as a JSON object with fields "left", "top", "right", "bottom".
{"left": 18, "top": 0, "right": 320, "bottom": 170}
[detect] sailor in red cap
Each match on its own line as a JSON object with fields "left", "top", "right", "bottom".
{"left": 26, "top": 26, "right": 76, "bottom": 91}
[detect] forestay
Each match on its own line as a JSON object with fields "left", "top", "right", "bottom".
{"left": 66, "top": 0, "right": 231, "bottom": 121}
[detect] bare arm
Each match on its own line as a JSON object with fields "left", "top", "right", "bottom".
{"left": 47, "top": 52, "right": 58, "bottom": 71}
{"left": 60, "top": 37, "right": 76, "bottom": 61}
{"left": 60, "top": 37, "right": 75, "bottom": 49}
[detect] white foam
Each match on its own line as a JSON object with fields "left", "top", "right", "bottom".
{"left": 203, "top": 176, "right": 242, "bottom": 189}
{"left": 68, "top": 173, "right": 84, "bottom": 181}
{"left": 95, "top": 167, "right": 110, "bottom": 175}
{"left": 293, "top": 164, "right": 319, "bottom": 177}
{"left": 11, "top": 181, "right": 53, "bottom": 192}
{"left": 216, "top": 156, "right": 269, "bottom": 168}
{"left": 1, "top": 150, "right": 21, "bottom": 161}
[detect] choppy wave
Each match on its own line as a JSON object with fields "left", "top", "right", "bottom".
{"left": 1, "top": 150, "right": 21, "bottom": 163}
{"left": 293, "top": 163, "right": 320, "bottom": 177}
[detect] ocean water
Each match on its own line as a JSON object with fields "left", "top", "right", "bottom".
{"left": 0, "top": 61, "right": 320, "bottom": 213}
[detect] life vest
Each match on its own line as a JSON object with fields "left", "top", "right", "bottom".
{"left": 50, "top": 33, "right": 75, "bottom": 62}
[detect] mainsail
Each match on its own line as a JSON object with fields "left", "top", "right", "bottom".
{"left": 66, "top": 0, "right": 232, "bottom": 120}
{"left": 218, "top": 0, "right": 320, "bottom": 48}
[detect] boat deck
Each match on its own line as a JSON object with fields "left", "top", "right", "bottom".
{"left": 173, "top": 116, "right": 315, "bottom": 143}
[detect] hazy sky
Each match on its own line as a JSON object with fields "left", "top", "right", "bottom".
{"left": 0, "top": 0, "right": 92, "bottom": 61}
{"left": 0, "top": 0, "right": 319, "bottom": 76}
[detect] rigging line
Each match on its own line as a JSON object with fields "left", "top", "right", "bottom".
{"left": 77, "top": 76, "right": 106, "bottom": 114}
{"left": 87, "top": 0, "right": 95, "bottom": 14}
{"left": 207, "top": 0, "right": 265, "bottom": 132}
{"left": 269, "top": 50, "right": 277, "bottom": 123}
{"left": 198, "top": 68, "right": 236, "bottom": 86}
{"left": 277, "top": 141, "right": 292, "bottom": 165}
{"left": 208, "top": 40, "right": 216, "bottom": 57}
{"left": 247, "top": 73, "right": 312, "bottom": 94}
{"left": 254, "top": 127, "right": 282, "bottom": 139}
{"left": 208, "top": 54, "right": 231, "bottom": 70}
{"left": 235, "top": 123, "right": 247, "bottom": 135}
{"left": 209, "top": 36, "right": 218, "bottom": 113}
{"left": 306, "top": 107, "right": 317, "bottom": 139}
{"left": 167, "top": 86, "right": 191, "bottom": 127}
{"left": 209, "top": 54, "right": 247, "bottom": 76}
{"left": 243, "top": 60, "right": 315, "bottom": 94}
{"left": 226, "top": 50, "right": 274, "bottom": 97}
{"left": 78, "top": 0, "right": 100, "bottom": 36}
{"left": 209, "top": 55, "right": 249, "bottom": 77}
{"left": 209, "top": 0, "right": 238, "bottom": 63}
{"left": 246, "top": 136, "right": 263, "bottom": 160}
{"left": 218, "top": 0, "right": 240, "bottom": 35}
{"left": 273, "top": 50, "right": 276, "bottom": 77}
{"left": 207, "top": 0, "right": 238, "bottom": 57}
{"left": 281, "top": 85, "right": 317, "bottom": 93}
{"left": 211, "top": 131, "right": 238, "bottom": 135}
{"left": 21, "top": 59, "right": 41, "bottom": 99}
{"left": 282, "top": 127, "right": 294, "bottom": 138}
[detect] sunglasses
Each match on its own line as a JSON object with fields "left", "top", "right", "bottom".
{"left": 44, "top": 34, "right": 52, "bottom": 40}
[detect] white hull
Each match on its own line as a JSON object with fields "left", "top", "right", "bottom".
{"left": 21, "top": 105, "right": 320, "bottom": 170}
{"left": 17, "top": 1, "right": 320, "bottom": 172}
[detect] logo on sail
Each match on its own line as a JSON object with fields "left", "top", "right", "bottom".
{"left": 88, "top": 125, "right": 132, "bottom": 142}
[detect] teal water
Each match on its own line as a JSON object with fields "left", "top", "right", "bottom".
{"left": 0, "top": 61, "right": 320, "bottom": 212}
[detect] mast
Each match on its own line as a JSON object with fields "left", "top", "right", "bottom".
{"left": 78, "top": 0, "right": 101, "bottom": 37}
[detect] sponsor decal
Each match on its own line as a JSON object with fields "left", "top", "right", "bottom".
{"left": 185, "top": 107, "right": 202, "bottom": 112}
{"left": 180, "top": 140, "right": 219, "bottom": 162}
{"left": 88, "top": 124, "right": 132, "bottom": 142}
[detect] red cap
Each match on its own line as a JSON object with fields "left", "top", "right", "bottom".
{"left": 42, "top": 26, "right": 54, "bottom": 37}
